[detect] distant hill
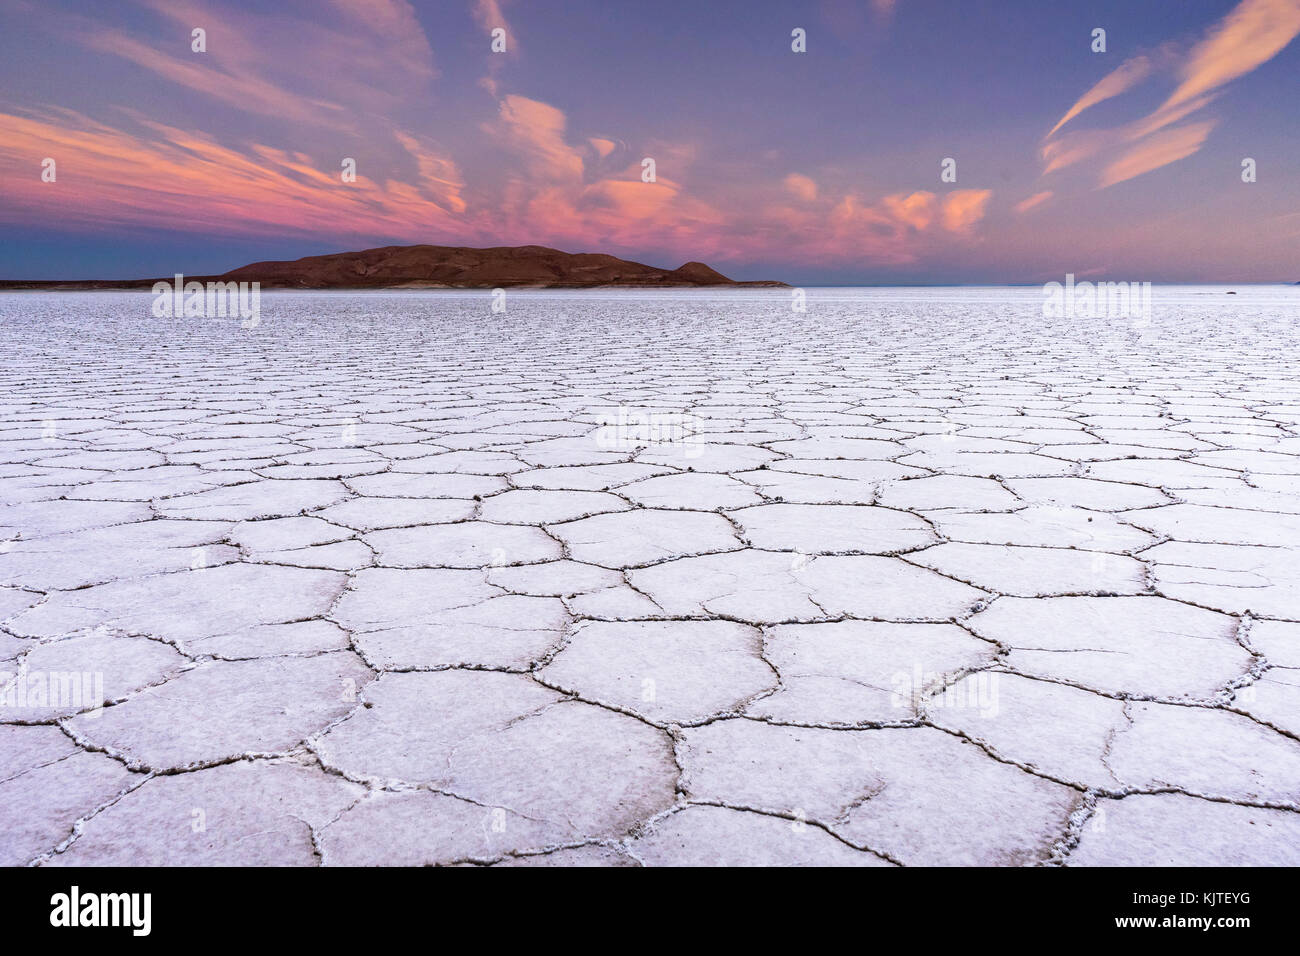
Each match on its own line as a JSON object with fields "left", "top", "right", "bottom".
{"left": 0, "top": 244, "right": 787, "bottom": 290}
{"left": 222, "top": 244, "right": 786, "bottom": 289}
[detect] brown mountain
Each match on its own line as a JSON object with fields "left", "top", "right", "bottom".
{"left": 0, "top": 244, "right": 786, "bottom": 290}
{"left": 218, "top": 244, "right": 786, "bottom": 289}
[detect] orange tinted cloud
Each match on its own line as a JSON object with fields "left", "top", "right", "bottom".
{"left": 1040, "top": 0, "right": 1300, "bottom": 191}
{"left": 1163, "top": 0, "right": 1300, "bottom": 110}
{"left": 941, "top": 190, "right": 993, "bottom": 233}
{"left": 1098, "top": 121, "right": 1217, "bottom": 188}
{"left": 737, "top": 182, "right": 994, "bottom": 267}
{"left": 883, "top": 191, "right": 936, "bottom": 230}
{"left": 1123, "top": 93, "right": 1220, "bottom": 141}
{"left": 478, "top": 85, "right": 998, "bottom": 267}
{"left": 1047, "top": 55, "right": 1155, "bottom": 137}
{"left": 1041, "top": 129, "right": 1111, "bottom": 175}
{"left": 475, "top": 93, "right": 733, "bottom": 255}
{"left": 1040, "top": 91, "right": 1218, "bottom": 177}
{"left": 581, "top": 179, "right": 679, "bottom": 220}
{"left": 0, "top": 109, "right": 465, "bottom": 240}
{"left": 783, "top": 173, "right": 818, "bottom": 201}
{"left": 1014, "top": 190, "right": 1053, "bottom": 213}
{"left": 492, "top": 95, "right": 585, "bottom": 182}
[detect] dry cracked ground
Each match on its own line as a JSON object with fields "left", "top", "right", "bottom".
{"left": 2, "top": 287, "right": 1299, "bottom": 867}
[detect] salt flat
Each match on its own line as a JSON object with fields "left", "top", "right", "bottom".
{"left": 2, "top": 286, "right": 1299, "bottom": 866}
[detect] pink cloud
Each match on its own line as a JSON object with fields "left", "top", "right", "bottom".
{"left": 473, "top": 0, "right": 512, "bottom": 35}
{"left": 1163, "top": 0, "right": 1300, "bottom": 110}
{"left": 1014, "top": 190, "right": 1053, "bottom": 214}
{"left": 941, "top": 190, "right": 993, "bottom": 233}
{"left": 80, "top": 29, "right": 347, "bottom": 124}
{"left": 1040, "top": 0, "right": 1300, "bottom": 191}
{"left": 1047, "top": 55, "right": 1155, "bottom": 137}
{"left": 0, "top": 109, "right": 465, "bottom": 241}
{"left": 491, "top": 95, "right": 585, "bottom": 182}
{"left": 783, "top": 173, "right": 818, "bottom": 201}
{"left": 474, "top": 0, "right": 517, "bottom": 95}
{"left": 1098, "top": 121, "right": 1217, "bottom": 188}
{"left": 883, "top": 191, "right": 936, "bottom": 231}
{"left": 58, "top": 0, "right": 438, "bottom": 131}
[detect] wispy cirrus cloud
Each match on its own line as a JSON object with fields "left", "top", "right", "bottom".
{"left": 1162, "top": 0, "right": 1300, "bottom": 109}
{"left": 1039, "top": 0, "right": 1300, "bottom": 189}
{"left": 26, "top": 0, "right": 438, "bottom": 130}
{"left": 1041, "top": 92, "right": 1220, "bottom": 177}
{"left": 0, "top": 108, "right": 465, "bottom": 240}
{"left": 1098, "top": 121, "right": 1217, "bottom": 189}
{"left": 1013, "top": 190, "right": 1053, "bottom": 214}
{"left": 79, "top": 29, "right": 348, "bottom": 124}
{"left": 1046, "top": 54, "right": 1159, "bottom": 138}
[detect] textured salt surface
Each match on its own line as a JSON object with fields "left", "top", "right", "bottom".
{"left": 2, "top": 286, "right": 1299, "bottom": 866}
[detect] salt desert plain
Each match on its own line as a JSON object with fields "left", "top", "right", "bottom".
{"left": 2, "top": 285, "right": 1299, "bottom": 867}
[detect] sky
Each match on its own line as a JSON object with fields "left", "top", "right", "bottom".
{"left": 1, "top": 0, "right": 1298, "bottom": 283}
